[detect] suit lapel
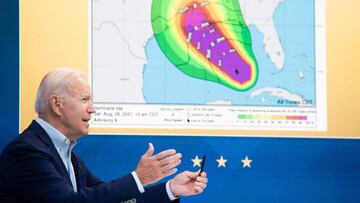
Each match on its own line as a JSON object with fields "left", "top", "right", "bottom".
{"left": 71, "top": 154, "right": 85, "bottom": 189}
{"left": 29, "top": 120, "right": 74, "bottom": 187}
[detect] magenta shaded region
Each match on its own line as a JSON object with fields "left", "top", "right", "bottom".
{"left": 182, "top": 8, "right": 251, "bottom": 84}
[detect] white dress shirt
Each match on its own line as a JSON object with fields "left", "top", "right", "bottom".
{"left": 35, "top": 118, "right": 177, "bottom": 200}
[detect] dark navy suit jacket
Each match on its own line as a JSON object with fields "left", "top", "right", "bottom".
{"left": 0, "top": 121, "right": 179, "bottom": 203}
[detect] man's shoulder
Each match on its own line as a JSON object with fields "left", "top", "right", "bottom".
{"left": 0, "top": 121, "right": 52, "bottom": 163}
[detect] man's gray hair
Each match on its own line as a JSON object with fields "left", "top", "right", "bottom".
{"left": 35, "top": 67, "right": 85, "bottom": 114}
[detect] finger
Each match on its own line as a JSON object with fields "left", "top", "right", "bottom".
{"left": 154, "top": 149, "right": 176, "bottom": 160}
{"left": 194, "top": 185, "right": 204, "bottom": 194}
{"left": 186, "top": 171, "right": 199, "bottom": 179}
{"left": 162, "top": 167, "right": 178, "bottom": 177}
{"left": 195, "top": 181, "right": 207, "bottom": 189}
{"left": 180, "top": 170, "right": 197, "bottom": 179}
{"left": 200, "top": 171, "right": 207, "bottom": 177}
{"left": 144, "top": 143, "right": 154, "bottom": 157}
{"left": 196, "top": 176, "right": 208, "bottom": 184}
{"left": 161, "top": 158, "right": 181, "bottom": 170}
{"left": 159, "top": 153, "right": 182, "bottom": 166}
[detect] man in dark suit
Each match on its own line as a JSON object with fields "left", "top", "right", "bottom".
{"left": 0, "top": 68, "right": 207, "bottom": 203}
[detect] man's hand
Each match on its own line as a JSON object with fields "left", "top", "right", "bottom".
{"left": 135, "top": 143, "right": 182, "bottom": 186}
{"left": 169, "top": 171, "right": 208, "bottom": 197}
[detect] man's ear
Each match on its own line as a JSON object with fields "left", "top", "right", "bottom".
{"left": 50, "top": 95, "right": 62, "bottom": 116}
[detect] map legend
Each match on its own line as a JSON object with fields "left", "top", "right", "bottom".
{"left": 238, "top": 114, "right": 308, "bottom": 121}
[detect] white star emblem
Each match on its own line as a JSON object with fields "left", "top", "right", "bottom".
{"left": 216, "top": 155, "right": 227, "bottom": 168}
{"left": 191, "top": 155, "right": 202, "bottom": 167}
{"left": 241, "top": 156, "right": 252, "bottom": 168}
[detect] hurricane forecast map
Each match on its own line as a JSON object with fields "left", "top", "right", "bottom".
{"left": 152, "top": 0, "right": 258, "bottom": 91}
{"left": 91, "top": 0, "right": 326, "bottom": 134}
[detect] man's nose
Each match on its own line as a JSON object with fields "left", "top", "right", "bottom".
{"left": 88, "top": 101, "right": 96, "bottom": 113}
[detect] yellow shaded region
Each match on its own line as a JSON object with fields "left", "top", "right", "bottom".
{"left": 20, "top": 0, "right": 88, "bottom": 131}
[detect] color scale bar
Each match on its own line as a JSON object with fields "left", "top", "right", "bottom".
{"left": 238, "top": 114, "right": 308, "bottom": 121}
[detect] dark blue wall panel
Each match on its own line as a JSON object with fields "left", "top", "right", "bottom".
{"left": 0, "top": 0, "right": 19, "bottom": 149}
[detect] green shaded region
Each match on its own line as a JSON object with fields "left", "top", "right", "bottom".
{"left": 151, "top": 0, "right": 258, "bottom": 91}
{"left": 238, "top": 114, "right": 253, "bottom": 119}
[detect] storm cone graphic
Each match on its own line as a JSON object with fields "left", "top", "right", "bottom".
{"left": 151, "top": 0, "right": 258, "bottom": 91}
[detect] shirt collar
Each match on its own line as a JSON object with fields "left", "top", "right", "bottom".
{"left": 35, "top": 118, "right": 77, "bottom": 158}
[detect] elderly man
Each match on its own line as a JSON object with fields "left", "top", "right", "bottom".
{"left": 0, "top": 68, "right": 207, "bottom": 202}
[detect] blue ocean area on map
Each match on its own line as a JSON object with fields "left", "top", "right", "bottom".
{"left": 143, "top": 0, "right": 315, "bottom": 106}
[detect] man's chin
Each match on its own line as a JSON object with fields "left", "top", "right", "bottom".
{"left": 81, "top": 129, "right": 89, "bottom": 136}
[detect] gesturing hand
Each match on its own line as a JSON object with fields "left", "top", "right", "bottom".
{"left": 169, "top": 171, "right": 208, "bottom": 197}
{"left": 135, "top": 143, "right": 182, "bottom": 186}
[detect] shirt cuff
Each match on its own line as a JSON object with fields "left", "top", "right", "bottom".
{"left": 166, "top": 180, "right": 178, "bottom": 201}
{"left": 131, "top": 171, "right": 145, "bottom": 193}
